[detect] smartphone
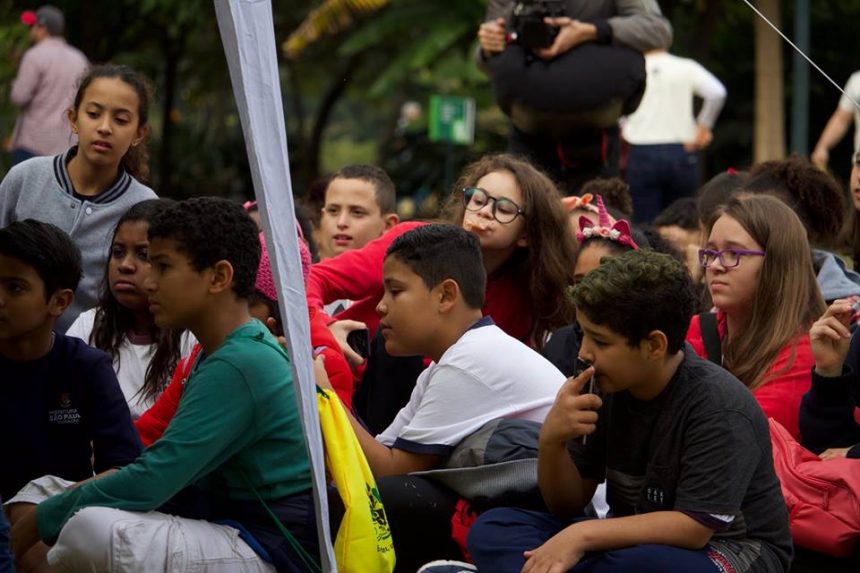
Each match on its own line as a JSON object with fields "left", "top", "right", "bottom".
{"left": 346, "top": 329, "right": 371, "bottom": 360}
{"left": 574, "top": 357, "right": 596, "bottom": 445}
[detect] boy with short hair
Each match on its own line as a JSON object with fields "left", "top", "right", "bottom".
{"left": 464, "top": 250, "right": 792, "bottom": 573}
{"left": 315, "top": 224, "right": 565, "bottom": 569}
{"left": 317, "top": 164, "right": 399, "bottom": 262}
{"left": 10, "top": 198, "right": 317, "bottom": 572}
{"left": 0, "top": 219, "right": 140, "bottom": 502}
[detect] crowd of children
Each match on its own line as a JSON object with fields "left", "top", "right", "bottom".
{"left": 2, "top": 53, "right": 860, "bottom": 573}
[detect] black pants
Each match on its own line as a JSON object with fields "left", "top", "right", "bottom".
{"left": 508, "top": 125, "right": 620, "bottom": 196}
{"left": 377, "top": 475, "right": 463, "bottom": 572}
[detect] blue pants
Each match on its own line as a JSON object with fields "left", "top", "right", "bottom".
{"left": 10, "top": 148, "right": 36, "bottom": 167}
{"left": 625, "top": 143, "right": 699, "bottom": 223}
{"left": 467, "top": 508, "right": 719, "bottom": 573}
{"left": 0, "top": 495, "right": 13, "bottom": 573}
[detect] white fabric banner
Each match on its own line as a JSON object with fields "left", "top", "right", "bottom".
{"left": 214, "top": 1, "right": 334, "bottom": 570}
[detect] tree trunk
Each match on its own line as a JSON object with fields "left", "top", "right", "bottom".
{"left": 159, "top": 26, "right": 188, "bottom": 195}
{"left": 754, "top": 0, "right": 786, "bottom": 163}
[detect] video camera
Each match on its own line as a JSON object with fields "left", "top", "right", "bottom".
{"left": 508, "top": 0, "right": 566, "bottom": 51}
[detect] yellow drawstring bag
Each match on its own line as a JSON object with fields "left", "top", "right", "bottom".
{"left": 317, "top": 388, "right": 395, "bottom": 572}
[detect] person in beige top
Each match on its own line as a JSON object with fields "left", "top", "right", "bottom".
{"left": 9, "top": 6, "right": 88, "bottom": 165}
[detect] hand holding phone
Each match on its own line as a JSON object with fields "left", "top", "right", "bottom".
{"left": 346, "top": 328, "right": 371, "bottom": 360}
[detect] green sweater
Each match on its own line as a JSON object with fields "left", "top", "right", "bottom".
{"left": 37, "top": 320, "right": 311, "bottom": 543}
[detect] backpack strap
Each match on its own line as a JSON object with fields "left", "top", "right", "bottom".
{"left": 699, "top": 312, "right": 722, "bottom": 365}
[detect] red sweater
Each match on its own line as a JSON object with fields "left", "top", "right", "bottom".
{"left": 134, "top": 310, "right": 354, "bottom": 447}
{"left": 686, "top": 312, "right": 813, "bottom": 440}
{"left": 305, "top": 221, "right": 535, "bottom": 344}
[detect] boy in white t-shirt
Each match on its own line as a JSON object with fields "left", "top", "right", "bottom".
{"left": 315, "top": 223, "right": 565, "bottom": 569}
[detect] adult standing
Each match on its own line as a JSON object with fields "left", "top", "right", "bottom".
{"left": 811, "top": 70, "right": 860, "bottom": 170}
{"left": 477, "top": 0, "right": 672, "bottom": 194}
{"left": 9, "top": 6, "right": 88, "bottom": 165}
{"left": 623, "top": 49, "right": 727, "bottom": 222}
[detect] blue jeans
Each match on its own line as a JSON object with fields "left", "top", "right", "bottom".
{"left": 0, "top": 495, "right": 13, "bottom": 573}
{"left": 625, "top": 143, "right": 699, "bottom": 223}
{"left": 467, "top": 508, "right": 719, "bottom": 573}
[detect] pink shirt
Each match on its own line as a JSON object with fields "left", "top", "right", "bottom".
{"left": 10, "top": 37, "right": 88, "bottom": 156}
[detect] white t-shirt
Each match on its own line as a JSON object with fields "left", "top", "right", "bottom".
{"left": 67, "top": 308, "right": 198, "bottom": 419}
{"left": 838, "top": 71, "right": 860, "bottom": 156}
{"left": 376, "top": 319, "right": 566, "bottom": 455}
{"left": 623, "top": 51, "right": 727, "bottom": 145}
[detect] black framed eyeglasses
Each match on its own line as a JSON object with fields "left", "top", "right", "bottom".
{"left": 698, "top": 248, "right": 766, "bottom": 269}
{"left": 462, "top": 187, "right": 524, "bottom": 224}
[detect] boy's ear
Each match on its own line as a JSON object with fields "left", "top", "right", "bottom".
{"left": 642, "top": 330, "right": 669, "bottom": 360}
{"left": 208, "top": 260, "right": 235, "bottom": 295}
{"left": 383, "top": 213, "right": 400, "bottom": 231}
{"left": 48, "top": 289, "right": 75, "bottom": 318}
{"left": 436, "top": 278, "right": 460, "bottom": 313}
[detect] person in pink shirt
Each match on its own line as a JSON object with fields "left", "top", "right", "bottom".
{"left": 9, "top": 6, "right": 88, "bottom": 164}
{"left": 686, "top": 194, "right": 825, "bottom": 438}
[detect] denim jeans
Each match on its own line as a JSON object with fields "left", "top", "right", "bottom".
{"left": 0, "top": 495, "right": 13, "bottom": 573}
{"left": 625, "top": 143, "right": 699, "bottom": 223}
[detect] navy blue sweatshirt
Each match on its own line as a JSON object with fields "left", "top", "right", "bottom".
{"left": 799, "top": 329, "right": 860, "bottom": 458}
{"left": 0, "top": 332, "right": 142, "bottom": 500}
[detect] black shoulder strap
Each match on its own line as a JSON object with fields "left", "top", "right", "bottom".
{"left": 699, "top": 312, "right": 722, "bottom": 365}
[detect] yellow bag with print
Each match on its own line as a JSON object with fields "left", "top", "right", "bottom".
{"left": 317, "top": 388, "right": 395, "bottom": 573}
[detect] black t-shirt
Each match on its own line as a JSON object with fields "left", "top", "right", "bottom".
{"left": 0, "top": 333, "right": 141, "bottom": 500}
{"left": 568, "top": 345, "right": 792, "bottom": 573}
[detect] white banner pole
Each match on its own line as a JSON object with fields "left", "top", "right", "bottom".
{"left": 213, "top": 1, "right": 335, "bottom": 570}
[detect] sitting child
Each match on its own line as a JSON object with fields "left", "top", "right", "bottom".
{"left": 0, "top": 220, "right": 141, "bottom": 568}
{"left": 460, "top": 250, "right": 792, "bottom": 573}
{"left": 66, "top": 199, "right": 197, "bottom": 418}
{"left": 314, "top": 223, "right": 566, "bottom": 570}
{"left": 9, "top": 198, "right": 318, "bottom": 572}
{"left": 0, "top": 219, "right": 141, "bottom": 502}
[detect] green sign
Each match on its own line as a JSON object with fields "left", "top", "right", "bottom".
{"left": 428, "top": 95, "right": 475, "bottom": 145}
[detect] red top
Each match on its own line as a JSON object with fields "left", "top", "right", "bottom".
{"left": 134, "top": 311, "right": 355, "bottom": 448}
{"left": 305, "top": 221, "right": 535, "bottom": 344}
{"left": 686, "top": 312, "right": 813, "bottom": 440}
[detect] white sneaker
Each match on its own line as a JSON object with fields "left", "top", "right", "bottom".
{"left": 416, "top": 559, "right": 478, "bottom": 573}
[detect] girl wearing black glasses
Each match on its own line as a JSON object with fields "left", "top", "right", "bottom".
{"left": 686, "top": 194, "right": 825, "bottom": 439}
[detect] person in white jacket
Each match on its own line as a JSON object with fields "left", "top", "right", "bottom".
{"left": 623, "top": 49, "right": 727, "bottom": 222}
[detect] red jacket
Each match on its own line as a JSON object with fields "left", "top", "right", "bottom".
{"left": 686, "top": 312, "right": 813, "bottom": 440}
{"left": 305, "top": 221, "right": 535, "bottom": 344}
{"left": 134, "top": 311, "right": 354, "bottom": 447}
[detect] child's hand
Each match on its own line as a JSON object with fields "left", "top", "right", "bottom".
{"left": 328, "top": 319, "right": 367, "bottom": 367}
{"left": 313, "top": 354, "right": 333, "bottom": 391}
{"left": 539, "top": 367, "right": 602, "bottom": 447}
{"left": 810, "top": 299, "right": 855, "bottom": 377}
{"left": 522, "top": 525, "right": 585, "bottom": 572}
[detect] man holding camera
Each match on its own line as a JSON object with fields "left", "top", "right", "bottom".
{"left": 477, "top": 0, "right": 672, "bottom": 194}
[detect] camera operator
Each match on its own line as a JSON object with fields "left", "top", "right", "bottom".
{"left": 477, "top": 0, "right": 672, "bottom": 194}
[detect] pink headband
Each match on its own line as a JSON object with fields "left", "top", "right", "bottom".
{"left": 575, "top": 195, "right": 638, "bottom": 250}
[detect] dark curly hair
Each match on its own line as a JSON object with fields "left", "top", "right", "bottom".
{"left": 746, "top": 154, "right": 845, "bottom": 248}
{"left": 573, "top": 250, "right": 697, "bottom": 353}
{"left": 90, "top": 199, "right": 183, "bottom": 403}
{"left": 580, "top": 177, "right": 634, "bottom": 219}
{"left": 148, "top": 197, "right": 261, "bottom": 299}
{"left": 72, "top": 64, "right": 155, "bottom": 183}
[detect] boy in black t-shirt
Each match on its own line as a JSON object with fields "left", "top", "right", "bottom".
{"left": 466, "top": 250, "right": 791, "bottom": 573}
{"left": 0, "top": 220, "right": 140, "bottom": 566}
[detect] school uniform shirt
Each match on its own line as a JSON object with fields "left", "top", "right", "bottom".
{"left": 305, "top": 221, "right": 535, "bottom": 344}
{"left": 568, "top": 346, "right": 792, "bottom": 573}
{"left": 36, "top": 320, "right": 312, "bottom": 544}
{"left": 0, "top": 147, "right": 157, "bottom": 332}
{"left": 686, "top": 312, "right": 814, "bottom": 439}
{"left": 0, "top": 332, "right": 141, "bottom": 501}
{"left": 67, "top": 309, "right": 198, "bottom": 419}
{"left": 376, "top": 318, "right": 565, "bottom": 456}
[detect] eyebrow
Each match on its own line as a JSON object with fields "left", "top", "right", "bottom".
{"left": 85, "top": 102, "right": 133, "bottom": 115}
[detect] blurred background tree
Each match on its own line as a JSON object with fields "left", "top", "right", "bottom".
{"left": 1, "top": 0, "right": 859, "bottom": 212}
